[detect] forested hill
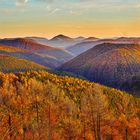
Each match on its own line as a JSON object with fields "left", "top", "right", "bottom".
{"left": 0, "top": 71, "right": 140, "bottom": 139}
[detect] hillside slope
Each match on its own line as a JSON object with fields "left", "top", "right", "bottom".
{"left": 0, "top": 44, "right": 61, "bottom": 68}
{"left": 59, "top": 43, "right": 140, "bottom": 94}
{"left": 130, "top": 74, "right": 140, "bottom": 95}
{"left": 0, "top": 38, "right": 73, "bottom": 67}
{"left": 0, "top": 71, "right": 139, "bottom": 139}
{"left": 0, "top": 54, "right": 47, "bottom": 72}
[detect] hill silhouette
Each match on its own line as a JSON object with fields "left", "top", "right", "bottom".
{"left": 59, "top": 43, "right": 140, "bottom": 94}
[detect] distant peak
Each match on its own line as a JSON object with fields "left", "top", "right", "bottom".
{"left": 74, "top": 36, "right": 85, "bottom": 40}
{"left": 117, "top": 37, "right": 140, "bottom": 40}
{"left": 84, "top": 37, "right": 99, "bottom": 41}
{"left": 56, "top": 34, "right": 67, "bottom": 37}
{"left": 11, "top": 38, "right": 39, "bottom": 44}
{"left": 26, "top": 37, "right": 48, "bottom": 40}
{"left": 51, "top": 34, "right": 73, "bottom": 41}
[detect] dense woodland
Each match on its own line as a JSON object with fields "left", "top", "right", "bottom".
{"left": 0, "top": 71, "right": 139, "bottom": 140}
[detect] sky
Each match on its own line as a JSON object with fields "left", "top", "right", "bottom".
{"left": 0, "top": 0, "right": 140, "bottom": 38}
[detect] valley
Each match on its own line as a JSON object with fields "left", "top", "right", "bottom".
{"left": 0, "top": 36, "right": 140, "bottom": 95}
{"left": 0, "top": 35, "right": 139, "bottom": 139}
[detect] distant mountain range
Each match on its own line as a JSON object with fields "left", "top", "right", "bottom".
{"left": 28, "top": 35, "right": 83, "bottom": 48}
{"left": 28, "top": 35, "right": 140, "bottom": 48}
{"left": 66, "top": 37, "right": 140, "bottom": 56}
{"left": 58, "top": 43, "right": 140, "bottom": 95}
{"left": 83, "top": 37, "right": 99, "bottom": 41}
{"left": 0, "top": 38, "right": 73, "bottom": 68}
{"left": 0, "top": 35, "right": 140, "bottom": 95}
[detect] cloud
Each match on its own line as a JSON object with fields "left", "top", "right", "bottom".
{"left": 16, "top": 0, "right": 28, "bottom": 6}
{"left": 15, "top": 0, "right": 55, "bottom": 6}
{"left": 8, "top": 0, "right": 140, "bottom": 13}
{"left": 42, "top": 0, "right": 54, "bottom": 3}
{"left": 46, "top": 5, "right": 61, "bottom": 14}
{"left": 0, "top": 8, "right": 17, "bottom": 14}
{"left": 51, "top": 8, "right": 61, "bottom": 14}
{"left": 68, "top": 0, "right": 140, "bottom": 12}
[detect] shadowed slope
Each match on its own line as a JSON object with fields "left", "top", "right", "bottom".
{"left": 58, "top": 43, "right": 140, "bottom": 94}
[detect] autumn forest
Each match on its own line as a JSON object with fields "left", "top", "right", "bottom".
{"left": 1, "top": 0, "right": 140, "bottom": 139}
{"left": 0, "top": 71, "right": 140, "bottom": 140}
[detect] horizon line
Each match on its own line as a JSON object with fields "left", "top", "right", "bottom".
{"left": 1, "top": 34, "right": 140, "bottom": 40}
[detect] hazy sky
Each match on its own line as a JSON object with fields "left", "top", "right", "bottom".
{"left": 0, "top": 0, "right": 140, "bottom": 38}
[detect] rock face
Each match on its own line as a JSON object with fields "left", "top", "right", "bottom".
{"left": 58, "top": 43, "right": 140, "bottom": 93}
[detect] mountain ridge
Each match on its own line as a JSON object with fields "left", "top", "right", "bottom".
{"left": 0, "top": 38, "right": 74, "bottom": 68}
{"left": 58, "top": 43, "right": 140, "bottom": 94}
